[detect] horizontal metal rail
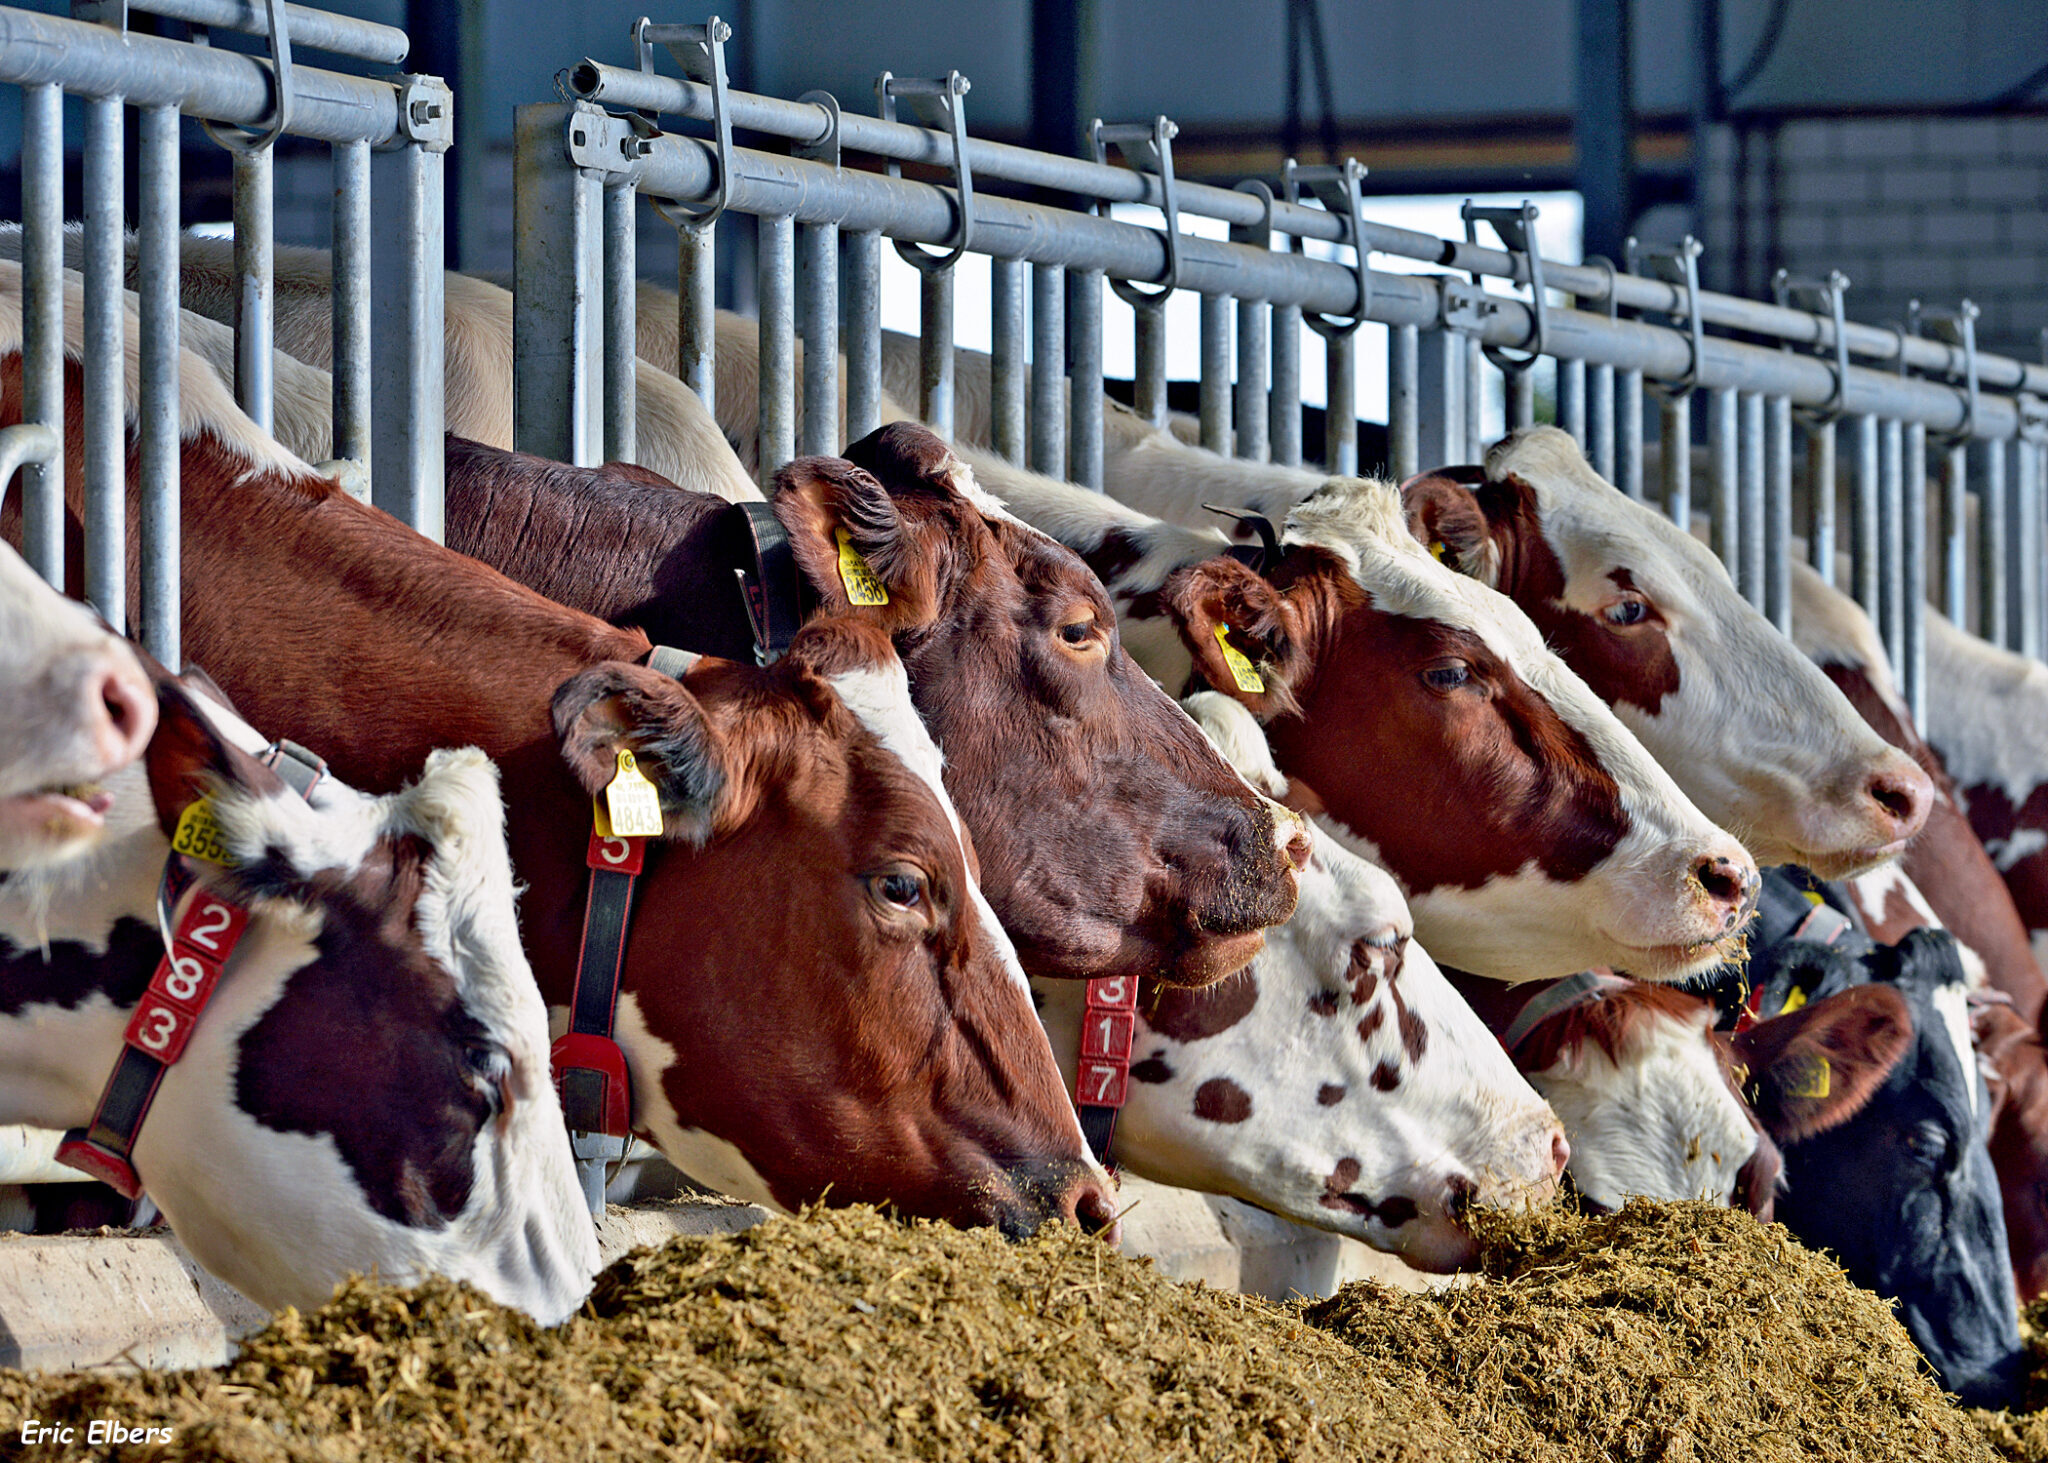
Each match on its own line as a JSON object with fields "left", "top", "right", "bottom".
{"left": 129, "top": 0, "right": 408, "bottom": 64}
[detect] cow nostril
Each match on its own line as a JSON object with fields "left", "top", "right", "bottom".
{"left": 1283, "top": 825, "right": 1311, "bottom": 872}
{"left": 1867, "top": 768, "right": 1924, "bottom": 834}
{"left": 94, "top": 666, "right": 155, "bottom": 760}
{"left": 1693, "top": 856, "right": 1749, "bottom": 913}
{"left": 1551, "top": 1129, "right": 1571, "bottom": 1177}
{"left": 1069, "top": 1180, "right": 1120, "bottom": 1240}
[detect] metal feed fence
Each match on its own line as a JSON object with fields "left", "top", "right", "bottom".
{"left": 0, "top": 0, "right": 450, "bottom": 670}
{"left": 516, "top": 16, "right": 2048, "bottom": 733}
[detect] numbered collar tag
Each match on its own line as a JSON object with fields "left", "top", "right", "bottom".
{"left": 1214, "top": 625, "right": 1266, "bottom": 694}
{"left": 170, "top": 798, "right": 235, "bottom": 867}
{"left": 603, "top": 749, "right": 665, "bottom": 839}
{"left": 835, "top": 528, "right": 891, "bottom": 607}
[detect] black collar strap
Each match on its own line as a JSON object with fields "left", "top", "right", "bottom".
{"left": 1203, "top": 504, "right": 1285, "bottom": 576}
{"left": 1498, "top": 970, "right": 1633, "bottom": 1054}
{"left": 645, "top": 643, "right": 701, "bottom": 681}
{"left": 1074, "top": 974, "right": 1140, "bottom": 1165}
{"left": 727, "top": 500, "right": 803, "bottom": 665}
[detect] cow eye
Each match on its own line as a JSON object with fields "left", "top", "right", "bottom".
{"left": 1903, "top": 1121, "right": 1949, "bottom": 1169}
{"left": 462, "top": 1042, "right": 510, "bottom": 1116}
{"left": 1060, "top": 620, "right": 1093, "bottom": 646}
{"left": 1603, "top": 598, "right": 1649, "bottom": 627}
{"left": 1422, "top": 661, "right": 1470, "bottom": 692}
{"left": 869, "top": 869, "right": 927, "bottom": 910}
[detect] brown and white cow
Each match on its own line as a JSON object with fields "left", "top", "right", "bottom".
{"left": 1036, "top": 691, "right": 1568, "bottom": 1271}
{"left": 434, "top": 427, "right": 1308, "bottom": 989}
{"left": 1398, "top": 429, "right": 1930, "bottom": 876}
{"left": 0, "top": 261, "right": 1116, "bottom": 1237}
{"left": 974, "top": 451, "right": 1758, "bottom": 985}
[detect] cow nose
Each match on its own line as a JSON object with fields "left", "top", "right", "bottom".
{"left": 1282, "top": 822, "right": 1312, "bottom": 871}
{"left": 87, "top": 657, "right": 157, "bottom": 770}
{"left": 1693, "top": 854, "right": 1759, "bottom": 931}
{"left": 1865, "top": 760, "right": 1932, "bottom": 843}
{"left": 1063, "top": 1172, "right": 1122, "bottom": 1246}
{"left": 1550, "top": 1128, "right": 1572, "bottom": 1178}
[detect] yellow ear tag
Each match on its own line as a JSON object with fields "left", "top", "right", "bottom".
{"left": 835, "top": 529, "right": 891, "bottom": 607}
{"left": 1778, "top": 985, "right": 1808, "bottom": 1017}
{"left": 602, "top": 749, "right": 665, "bottom": 839}
{"left": 1783, "top": 1050, "right": 1831, "bottom": 1100}
{"left": 170, "top": 797, "right": 234, "bottom": 866}
{"left": 1214, "top": 625, "right": 1266, "bottom": 695}
{"left": 1430, "top": 539, "right": 1449, "bottom": 562}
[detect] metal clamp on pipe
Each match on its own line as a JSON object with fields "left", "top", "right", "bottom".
{"left": 1921, "top": 300, "right": 1982, "bottom": 448}
{"left": 1284, "top": 157, "right": 1370, "bottom": 340}
{"left": 1640, "top": 235, "right": 1706, "bottom": 401}
{"left": 1461, "top": 199, "right": 1547, "bottom": 366}
{"left": 877, "top": 70, "right": 974, "bottom": 272}
{"left": 1093, "top": 116, "right": 1181, "bottom": 303}
{"left": 197, "top": 0, "right": 293, "bottom": 152}
{"left": 1773, "top": 269, "right": 1851, "bottom": 426}
{"left": 639, "top": 16, "right": 732, "bottom": 230}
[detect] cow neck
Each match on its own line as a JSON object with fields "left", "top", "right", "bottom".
{"left": 56, "top": 742, "right": 326, "bottom": 1201}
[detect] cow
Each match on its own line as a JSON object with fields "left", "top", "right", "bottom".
{"left": 2, "top": 642, "right": 601, "bottom": 1320}
{"left": 0, "top": 229, "right": 763, "bottom": 504}
{"left": 434, "top": 427, "right": 1309, "bottom": 989}
{"left": 1728, "top": 929, "right": 2026, "bottom": 1408}
{"left": 951, "top": 447, "right": 1759, "bottom": 985}
{"left": 0, "top": 260, "right": 1118, "bottom": 1237}
{"left": 1036, "top": 691, "right": 1568, "bottom": 1271}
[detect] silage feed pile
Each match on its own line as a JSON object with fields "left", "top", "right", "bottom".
{"left": 0, "top": 1201, "right": 2002, "bottom": 1463}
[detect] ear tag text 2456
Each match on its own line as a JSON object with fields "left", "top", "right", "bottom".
{"left": 171, "top": 798, "right": 234, "bottom": 866}
{"left": 603, "top": 750, "right": 665, "bottom": 839}
{"left": 1214, "top": 626, "right": 1266, "bottom": 694}
{"left": 836, "top": 529, "right": 891, "bottom": 607}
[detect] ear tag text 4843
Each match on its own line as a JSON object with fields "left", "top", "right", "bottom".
{"left": 171, "top": 798, "right": 234, "bottom": 866}
{"left": 602, "top": 750, "right": 665, "bottom": 839}
{"left": 836, "top": 528, "right": 891, "bottom": 607}
{"left": 1214, "top": 625, "right": 1266, "bottom": 695}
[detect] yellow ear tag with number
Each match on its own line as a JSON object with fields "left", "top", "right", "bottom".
{"left": 835, "top": 529, "right": 891, "bottom": 607}
{"left": 1214, "top": 625, "right": 1266, "bottom": 695}
{"left": 171, "top": 797, "right": 234, "bottom": 866}
{"left": 1782, "top": 1050, "right": 1831, "bottom": 1100}
{"left": 1778, "top": 985, "right": 1808, "bottom": 1017}
{"left": 602, "top": 749, "right": 665, "bottom": 839}
{"left": 1430, "top": 539, "right": 1449, "bottom": 563}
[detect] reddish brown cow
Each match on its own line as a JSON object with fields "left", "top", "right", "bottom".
{"left": 440, "top": 425, "right": 1307, "bottom": 987}
{"left": 0, "top": 269, "right": 1114, "bottom": 1235}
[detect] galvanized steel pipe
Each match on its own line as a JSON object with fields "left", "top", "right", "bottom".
{"left": 797, "top": 221, "right": 839, "bottom": 457}
{"left": 757, "top": 213, "right": 796, "bottom": 483}
{"left": 988, "top": 255, "right": 1026, "bottom": 463}
{"left": 137, "top": 103, "right": 180, "bottom": 668}
{"left": 18, "top": 82, "right": 63, "bottom": 586}
{"left": 82, "top": 94, "right": 124, "bottom": 634}
{"left": 1069, "top": 270, "right": 1104, "bottom": 489}
{"left": 330, "top": 139, "right": 372, "bottom": 468}
{"left": 840, "top": 229, "right": 880, "bottom": 441}
{"left": 1030, "top": 263, "right": 1064, "bottom": 477}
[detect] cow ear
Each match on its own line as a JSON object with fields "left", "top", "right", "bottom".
{"left": 839, "top": 420, "right": 973, "bottom": 499}
{"left": 1402, "top": 474, "right": 1496, "bottom": 584}
{"left": 1729, "top": 984, "right": 1914, "bottom": 1143}
{"left": 1160, "top": 558, "right": 1320, "bottom": 717}
{"left": 146, "top": 678, "right": 290, "bottom": 839}
{"left": 551, "top": 662, "right": 738, "bottom": 846}
{"left": 771, "top": 455, "right": 939, "bottom": 633}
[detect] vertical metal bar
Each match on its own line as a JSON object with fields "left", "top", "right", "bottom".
{"left": 1765, "top": 395, "right": 1792, "bottom": 632}
{"left": 841, "top": 230, "right": 880, "bottom": 443}
{"left": 602, "top": 180, "right": 638, "bottom": 464}
{"left": 677, "top": 224, "right": 717, "bottom": 413}
{"left": 137, "top": 105, "right": 180, "bottom": 668}
{"left": 82, "top": 95, "right": 124, "bottom": 633}
{"left": 918, "top": 266, "right": 955, "bottom": 441}
{"left": 1904, "top": 420, "right": 1928, "bottom": 729}
{"left": 513, "top": 104, "right": 603, "bottom": 466}
{"left": 1558, "top": 357, "right": 1587, "bottom": 447}
{"left": 1505, "top": 368, "right": 1536, "bottom": 433}
{"left": 1589, "top": 362, "right": 1616, "bottom": 480}
{"left": 1708, "top": 389, "right": 1739, "bottom": 585}
{"left": 1235, "top": 297, "right": 1269, "bottom": 462}
{"left": 1069, "top": 270, "right": 1104, "bottom": 489}
{"left": 20, "top": 83, "right": 65, "bottom": 587}
{"left": 1416, "top": 328, "right": 1465, "bottom": 469}
{"left": 1199, "top": 293, "right": 1231, "bottom": 455}
{"left": 372, "top": 140, "right": 447, "bottom": 539}
{"left": 1979, "top": 436, "right": 2007, "bottom": 649}
{"left": 1618, "top": 368, "right": 1645, "bottom": 499}
{"left": 1388, "top": 324, "right": 1419, "bottom": 481}
{"left": 989, "top": 256, "right": 1027, "bottom": 463}
{"left": 1660, "top": 397, "right": 1691, "bottom": 531}
{"left": 757, "top": 213, "right": 797, "bottom": 485}
{"left": 2018, "top": 434, "right": 2045, "bottom": 661}
{"left": 1271, "top": 303, "right": 1303, "bottom": 467}
{"left": 797, "top": 221, "right": 839, "bottom": 457}
{"left": 331, "top": 140, "right": 373, "bottom": 471}
{"left": 1879, "top": 417, "right": 1905, "bottom": 670}
{"left": 1464, "top": 335, "right": 1486, "bottom": 453}
{"left": 1030, "top": 262, "right": 1066, "bottom": 478}
{"left": 1325, "top": 332, "right": 1358, "bottom": 478}
{"left": 1941, "top": 441, "right": 1968, "bottom": 628}
{"left": 231, "top": 149, "right": 274, "bottom": 436}
{"left": 1739, "top": 391, "right": 1766, "bottom": 611}
{"left": 1806, "top": 420, "right": 1837, "bottom": 588}
{"left": 1132, "top": 303, "right": 1168, "bottom": 428}
{"left": 1852, "top": 414, "right": 1880, "bottom": 626}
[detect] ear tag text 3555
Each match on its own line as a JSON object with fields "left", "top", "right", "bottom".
{"left": 171, "top": 798, "right": 234, "bottom": 866}
{"left": 836, "top": 529, "right": 891, "bottom": 607}
{"left": 1214, "top": 626, "right": 1266, "bottom": 694}
{"left": 603, "top": 750, "right": 665, "bottom": 839}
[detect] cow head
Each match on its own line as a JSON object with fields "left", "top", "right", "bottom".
{"left": 1402, "top": 428, "right": 1930, "bottom": 877}
{"left": 1038, "top": 692, "right": 1566, "bottom": 1270}
{"left": 1977, "top": 1001, "right": 2048, "bottom": 1301}
{"left": 1145, "top": 477, "right": 1758, "bottom": 984}
{"left": 773, "top": 423, "right": 1307, "bottom": 988}
{"left": 0, "top": 541, "right": 155, "bottom": 872}
{"left": 552, "top": 616, "right": 1117, "bottom": 1237}
{"left": 0, "top": 674, "right": 600, "bottom": 1322}
{"left": 1731, "top": 930, "right": 2025, "bottom": 1408}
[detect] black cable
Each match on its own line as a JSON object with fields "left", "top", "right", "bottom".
{"left": 1968, "top": 55, "right": 2048, "bottom": 113}
{"left": 1723, "top": 0, "right": 1795, "bottom": 102}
